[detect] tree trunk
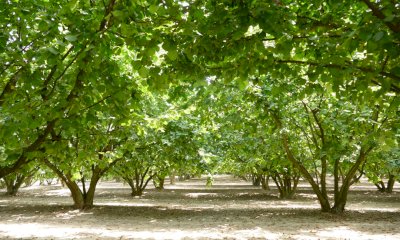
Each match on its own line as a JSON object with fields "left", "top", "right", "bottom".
{"left": 261, "top": 175, "right": 270, "bottom": 191}
{"left": 375, "top": 181, "right": 386, "bottom": 192}
{"left": 82, "top": 172, "right": 100, "bottom": 209}
{"left": 331, "top": 149, "right": 371, "bottom": 214}
{"left": 125, "top": 172, "right": 153, "bottom": 197}
{"left": 331, "top": 192, "right": 347, "bottom": 214}
{"left": 169, "top": 173, "right": 176, "bottom": 185}
{"left": 66, "top": 180, "right": 85, "bottom": 209}
{"left": 158, "top": 177, "right": 165, "bottom": 189}
{"left": 252, "top": 174, "right": 262, "bottom": 187}
{"left": 131, "top": 188, "right": 143, "bottom": 197}
{"left": 4, "top": 174, "right": 26, "bottom": 196}
{"left": 64, "top": 176, "right": 99, "bottom": 209}
{"left": 42, "top": 158, "right": 103, "bottom": 210}
{"left": 153, "top": 175, "right": 165, "bottom": 190}
{"left": 6, "top": 185, "right": 19, "bottom": 196}
{"left": 278, "top": 130, "right": 331, "bottom": 212}
{"left": 386, "top": 175, "right": 395, "bottom": 193}
{"left": 272, "top": 173, "right": 299, "bottom": 199}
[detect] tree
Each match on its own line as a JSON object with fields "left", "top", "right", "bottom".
{"left": 114, "top": 151, "right": 157, "bottom": 197}
{"left": 2, "top": 163, "right": 38, "bottom": 196}
{"left": 175, "top": 0, "right": 399, "bottom": 212}
{"left": 0, "top": 0, "right": 185, "bottom": 178}
{"left": 365, "top": 135, "right": 400, "bottom": 193}
{"left": 261, "top": 77, "right": 398, "bottom": 212}
{"left": 39, "top": 112, "right": 128, "bottom": 209}
{"left": 1, "top": 0, "right": 120, "bottom": 178}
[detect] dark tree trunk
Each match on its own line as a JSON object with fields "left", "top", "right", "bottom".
{"left": 252, "top": 174, "right": 262, "bottom": 187}
{"left": 386, "top": 175, "right": 395, "bottom": 193}
{"left": 331, "top": 190, "right": 347, "bottom": 214}
{"left": 375, "top": 181, "right": 386, "bottom": 192}
{"left": 330, "top": 150, "right": 371, "bottom": 214}
{"left": 124, "top": 167, "right": 154, "bottom": 197}
{"left": 6, "top": 185, "right": 20, "bottom": 196}
{"left": 271, "top": 172, "right": 299, "bottom": 199}
{"left": 375, "top": 175, "right": 396, "bottom": 193}
{"left": 131, "top": 188, "right": 143, "bottom": 197}
{"left": 261, "top": 175, "right": 270, "bottom": 191}
{"left": 82, "top": 171, "right": 101, "bottom": 209}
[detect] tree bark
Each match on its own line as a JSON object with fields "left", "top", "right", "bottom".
{"left": 272, "top": 172, "right": 299, "bottom": 199}
{"left": 386, "top": 175, "right": 395, "bottom": 193}
{"left": 331, "top": 148, "right": 371, "bottom": 213}
{"left": 66, "top": 180, "right": 85, "bottom": 209}
{"left": 252, "top": 174, "right": 262, "bottom": 187}
{"left": 261, "top": 175, "right": 270, "bottom": 191}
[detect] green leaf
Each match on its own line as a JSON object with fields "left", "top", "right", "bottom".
{"left": 65, "top": 34, "right": 78, "bottom": 42}
{"left": 167, "top": 50, "right": 178, "bottom": 61}
{"left": 149, "top": 5, "right": 159, "bottom": 14}
{"left": 71, "top": 172, "right": 81, "bottom": 181}
{"left": 47, "top": 47, "right": 59, "bottom": 55}
{"left": 373, "top": 32, "right": 384, "bottom": 42}
{"left": 138, "top": 66, "right": 149, "bottom": 77}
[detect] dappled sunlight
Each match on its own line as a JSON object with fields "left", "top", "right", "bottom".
{"left": 348, "top": 205, "right": 400, "bottom": 212}
{"left": 3, "top": 221, "right": 397, "bottom": 240}
{"left": 55, "top": 209, "right": 94, "bottom": 220}
{"left": 42, "top": 188, "right": 71, "bottom": 196}
{"left": 100, "top": 202, "right": 156, "bottom": 207}
{"left": 315, "top": 226, "right": 400, "bottom": 240}
{"left": 1, "top": 176, "right": 399, "bottom": 239}
{"left": 185, "top": 192, "right": 219, "bottom": 198}
{"left": 0, "top": 199, "right": 10, "bottom": 207}
{"left": 0, "top": 223, "right": 283, "bottom": 240}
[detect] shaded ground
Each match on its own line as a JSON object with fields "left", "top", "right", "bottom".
{"left": 0, "top": 175, "right": 399, "bottom": 239}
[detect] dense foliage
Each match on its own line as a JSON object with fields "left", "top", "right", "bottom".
{"left": 1, "top": 0, "right": 399, "bottom": 213}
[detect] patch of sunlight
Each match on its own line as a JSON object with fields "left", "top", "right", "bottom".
{"left": 9, "top": 214, "right": 37, "bottom": 221}
{"left": 95, "top": 181, "right": 129, "bottom": 189}
{"left": 185, "top": 192, "right": 219, "bottom": 198}
{"left": 315, "top": 226, "right": 400, "bottom": 240}
{"left": 349, "top": 206, "right": 400, "bottom": 212}
{"left": 244, "top": 25, "right": 262, "bottom": 37}
{"left": 181, "top": 206, "right": 217, "bottom": 211}
{"left": 0, "top": 199, "right": 10, "bottom": 206}
{"left": 297, "top": 193, "right": 317, "bottom": 199}
{"left": 228, "top": 227, "right": 281, "bottom": 240}
{"left": 55, "top": 209, "right": 93, "bottom": 220}
{"left": 0, "top": 223, "right": 281, "bottom": 240}
{"left": 99, "top": 202, "right": 156, "bottom": 207}
{"left": 265, "top": 201, "right": 320, "bottom": 210}
{"left": 43, "top": 188, "right": 71, "bottom": 196}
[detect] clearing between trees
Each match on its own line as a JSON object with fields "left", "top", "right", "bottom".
{"left": 0, "top": 175, "right": 399, "bottom": 240}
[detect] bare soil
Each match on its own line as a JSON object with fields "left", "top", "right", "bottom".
{"left": 0, "top": 175, "right": 399, "bottom": 239}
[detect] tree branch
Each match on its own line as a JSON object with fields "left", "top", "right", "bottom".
{"left": 360, "top": 0, "right": 400, "bottom": 33}
{"left": 276, "top": 59, "right": 400, "bottom": 81}
{"left": 0, "top": 67, "right": 24, "bottom": 107}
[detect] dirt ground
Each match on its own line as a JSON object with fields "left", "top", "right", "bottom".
{"left": 0, "top": 175, "right": 399, "bottom": 240}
